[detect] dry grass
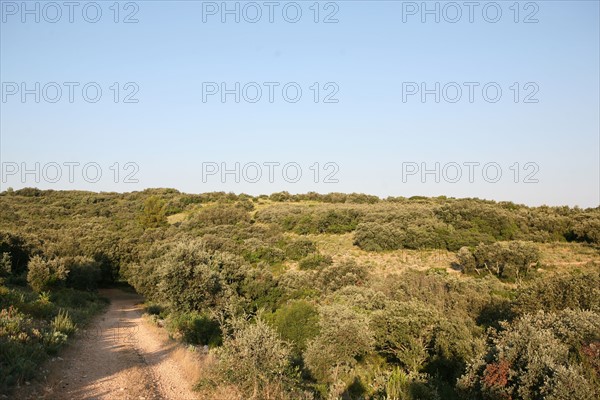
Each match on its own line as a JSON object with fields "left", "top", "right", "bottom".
{"left": 295, "top": 232, "right": 458, "bottom": 274}
{"left": 167, "top": 212, "right": 188, "bottom": 224}
{"left": 297, "top": 233, "right": 600, "bottom": 277}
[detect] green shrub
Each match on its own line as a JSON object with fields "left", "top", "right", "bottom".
{"left": 318, "top": 259, "right": 369, "bottom": 292}
{"left": 298, "top": 253, "right": 332, "bottom": 270}
{"left": 0, "top": 306, "right": 46, "bottom": 391}
{"left": 242, "top": 240, "right": 285, "bottom": 265}
{"left": 304, "top": 304, "right": 374, "bottom": 384}
{"left": 354, "top": 222, "right": 403, "bottom": 251}
{"left": 266, "top": 300, "right": 319, "bottom": 352}
{"left": 0, "top": 252, "right": 11, "bottom": 277}
{"left": 371, "top": 301, "right": 439, "bottom": 373}
{"left": 64, "top": 256, "right": 102, "bottom": 290}
{"left": 240, "top": 267, "right": 282, "bottom": 311}
{"left": 139, "top": 196, "right": 167, "bottom": 228}
{"left": 157, "top": 241, "right": 247, "bottom": 312}
{"left": 212, "top": 317, "right": 303, "bottom": 398}
{"left": 167, "top": 311, "right": 222, "bottom": 346}
{"left": 187, "top": 204, "right": 250, "bottom": 227}
{"left": 0, "top": 231, "right": 37, "bottom": 276}
{"left": 458, "top": 309, "right": 600, "bottom": 399}
{"left": 385, "top": 368, "right": 441, "bottom": 400}
{"left": 284, "top": 238, "right": 317, "bottom": 261}
{"left": 145, "top": 304, "right": 163, "bottom": 316}
{"left": 513, "top": 271, "right": 600, "bottom": 315}
{"left": 26, "top": 256, "right": 68, "bottom": 293}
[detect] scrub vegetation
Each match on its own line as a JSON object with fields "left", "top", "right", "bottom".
{"left": 1, "top": 188, "right": 598, "bottom": 399}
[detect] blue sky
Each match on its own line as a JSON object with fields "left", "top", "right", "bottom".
{"left": 1, "top": 0, "right": 599, "bottom": 207}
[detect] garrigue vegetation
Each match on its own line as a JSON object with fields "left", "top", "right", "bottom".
{"left": 0, "top": 188, "right": 599, "bottom": 398}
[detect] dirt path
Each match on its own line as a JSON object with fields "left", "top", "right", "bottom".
{"left": 18, "top": 289, "right": 202, "bottom": 400}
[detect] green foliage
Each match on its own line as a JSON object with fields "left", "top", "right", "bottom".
{"left": 1, "top": 190, "right": 598, "bottom": 397}
{"left": 266, "top": 300, "right": 319, "bottom": 352}
{"left": 63, "top": 256, "right": 102, "bottom": 290}
{"left": 257, "top": 205, "right": 361, "bottom": 234}
{"left": 186, "top": 203, "right": 250, "bottom": 228}
{"left": 354, "top": 222, "right": 404, "bottom": 251}
{"left": 241, "top": 239, "right": 285, "bottom": 265}
{"left": 0, "top": 252, "right": 12, "bottom": 276}
{"left": 51, "top": 309, "right": 77, "bottom": 337}
{"left": 0, "top": 284, "right": 105, "bottom": 393}
{"left": 385, "top": 368, "right": 441, "bottom": 400}
{"left": 0, "top": 306, "right": 47, "bottom": 391}
{"left": 139, "top": 195, "right": 167, "bottom": 228}
{"left": 298, "top": 253, "right": 333, "bottom": 270}
{"left": 513, "top": 271, "right": 600, "bottom": 315}
{"left": 26, "top": 256, "right": 69, "bottom": 293}
{"left": 284, "top": 238, "right": 317, "bottom": 260}
{"left": 371, "top": 301, "right": 439, "bottom": 372}
{"left": 167, "top": 311, "right": 221, "bottom": 346}
{"left": 0, "top": 231, "right": 37, "bottom": 276}
{"left": 458, "top": 241, "right": 540, "bottom": 280}
{"left": 318, "top": 259, "right": 370, "bottom": 292}
{"left": 209, "top": 317, "right": 306, "bottom": 399}
{"left": 304, "top": 304, "right": 374, "bottom": 384}
{"left": 458, "top": 309, "right": 600, "bottom": 400}
{"left": 157, "top": 241, "right": 247, "bottom": 312}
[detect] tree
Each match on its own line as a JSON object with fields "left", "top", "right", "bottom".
{"left": 461, "top": 241, "right": 540, "bottom": 280}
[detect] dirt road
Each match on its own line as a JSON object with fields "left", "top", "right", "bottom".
{"left": 18, "top": 289, "right": 202, "bottom": 400}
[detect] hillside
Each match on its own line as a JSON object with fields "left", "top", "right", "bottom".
{"left": 1, "top": 188, "right": 599, "bottom": 399}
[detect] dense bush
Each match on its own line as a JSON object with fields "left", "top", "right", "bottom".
{"left": 317, "top": 259, "right": 369, "bottom": 292}
{"left": 157, "top": 241, "right": 247, "bottom": 312}
{"left": 0, "top": 284, "right": 106, "bottom": 393}
{"left": 353, "top": 222, "right": 404, "bottom": 251}
{"left": 266, "top": 300, "right": 319, "bottom": 352}
{"left": 304, "top": 305, "right": 374, "bottom": 384}
{"left": 186, "top": 204, "right": 250, "bottom": 228}
{"left": 458, "top": 309, "right": 600, "bottom": 399}
{"left": 0, "top": 231, "right": 38, "bottom": 276}
{"left": 63, "top": 256, "right": 102, "bottom": 290}
{"left": 166, "top": 311, "right": 222, "bottom": 347}
{"left": 298, "top": 253, "right": 333, "bottom": 270}
{"left": 284, "top": 238, "right": 317, "bottom": 261}
{"left": 513, "top": 271, "right": 600, "bottom": 315}
{"left": 139, "top": 196, "right": 168, "bottom": 228}
{"left": 203, "top": 317, "right": 308, "bottom": 399}
{"left": 371, "top": 301, "right": 439, "bottom": 372}
{"left": 26, "top": 256, "right": 68, "bottom": 293}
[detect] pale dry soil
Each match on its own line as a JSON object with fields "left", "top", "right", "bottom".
{"left": 17, "top": 289, "right": 202, "bottom": 400}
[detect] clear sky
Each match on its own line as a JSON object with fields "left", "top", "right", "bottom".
{"left": 1, "top": 0, "right": 599, "bottom": 207}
